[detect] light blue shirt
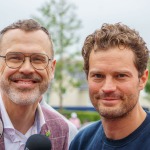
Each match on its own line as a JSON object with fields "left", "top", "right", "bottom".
{"left": 0, "top": 96, "right": 45, "bottom": 150}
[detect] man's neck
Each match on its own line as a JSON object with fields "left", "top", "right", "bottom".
{"left": 10, "top": 106, "right": 37, "bottom": 134}
{"left": 2, "top": 96, "right": 38, "bottom": 134}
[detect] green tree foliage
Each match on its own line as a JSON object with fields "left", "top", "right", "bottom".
{"left": 32, "top": 0, "right": 83, "bottom": 109}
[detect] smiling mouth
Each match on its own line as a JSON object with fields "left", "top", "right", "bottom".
{"left": 102, "top": 97, "right": 119, "bottom": 100}
{"left": 13, "top": 79, "right": 38, "bottom": 83}
{"left": 9, "top": 74, "right": 42, "bottom": 84}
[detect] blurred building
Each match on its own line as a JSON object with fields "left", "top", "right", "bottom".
{"left": 44, "top": 81, "right": 150, "bottom": 111}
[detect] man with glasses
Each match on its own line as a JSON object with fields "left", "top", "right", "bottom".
{"left": 0, "top": 52, "right": 53, "bottom": 70}
{"left": 0, "top": 19, "right": 77, "bottom": 150}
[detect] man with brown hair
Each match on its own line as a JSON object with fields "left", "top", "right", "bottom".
{"left": 69, "top": 23, "right": 150, "bottom": 150}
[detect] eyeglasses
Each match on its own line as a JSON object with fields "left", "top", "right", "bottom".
{"left": 0, "top": 52, "right": 52, "bottom": 70}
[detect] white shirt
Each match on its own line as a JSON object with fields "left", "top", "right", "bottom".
{"left": 0, "top": 96, "right": 45, "bottom": 150}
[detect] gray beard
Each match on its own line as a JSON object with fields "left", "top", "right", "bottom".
{"left": 0, "top": 80, "right": 49, "bottom": 106}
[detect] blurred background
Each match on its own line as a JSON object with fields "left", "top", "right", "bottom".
{"left": 1, "top": 0, "right": 150, "bottom": 127}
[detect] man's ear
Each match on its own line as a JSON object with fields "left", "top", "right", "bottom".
{"left": 139, "top": 69, "right": 149, "bottom": 90}
{"left": 50, "top": 59, "right": 56, "bottom": 79}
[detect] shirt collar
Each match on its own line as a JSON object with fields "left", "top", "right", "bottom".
{"left": 0, "top": 95, "right": 46, "bottom": 141}
{"left": 36, "top": 103, "right": 46, "bottom": 133}
{"left": 0, "top": 96, "right": 13, "bottom": 129}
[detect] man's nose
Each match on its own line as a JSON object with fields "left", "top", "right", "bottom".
{"left": 101, "top": 77, "right": 116, "bottom": 93}
{"left": 18, "top": 57, "right": 35, "bottom": 74}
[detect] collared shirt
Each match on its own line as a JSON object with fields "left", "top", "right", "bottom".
{"left": 0, "top": 96, "right": 45, "bottom": 150}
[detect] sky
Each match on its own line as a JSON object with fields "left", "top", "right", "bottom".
{"left": 0, "top": 0, "right": 150, "bottom": 49}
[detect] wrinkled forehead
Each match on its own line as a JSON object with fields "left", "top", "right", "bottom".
{"left": 0, "top": 29, "right": 53, "bottom": 56}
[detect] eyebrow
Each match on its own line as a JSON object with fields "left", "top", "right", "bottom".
{"left": 89, "top": 69, "right": 133, "bottom": 76}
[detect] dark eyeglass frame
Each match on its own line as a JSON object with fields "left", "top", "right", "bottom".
{"left": 0, "top": 52, "right": 52, "bottom": 70}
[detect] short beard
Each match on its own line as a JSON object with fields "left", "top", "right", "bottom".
{"left": 98, "top": 99, "right": 138, "bottom": 120}
{"left": 5, "top": 88, "right": 43, "bottom": 105}
{"left": 93, "top": 92, "right": 139, "bottom": 120}
{"left": 0, "top": 77, "right": 49, "bottom": 106}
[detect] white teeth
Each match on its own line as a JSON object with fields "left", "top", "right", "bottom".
{"left": 17, "top": 81, "right": 33, "bottom": 84}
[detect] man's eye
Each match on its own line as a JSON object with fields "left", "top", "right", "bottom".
{"left": 94, "top": 74, "right": 104, "bottom": 78}
{"left": 8, "top": 56, "right": 22, "bottom": 61}
{"left": 117, "top": 74, "right": 126, "bottom": 78}
{"left": 32, "top": 56, "right": 47, "bottom": 63}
